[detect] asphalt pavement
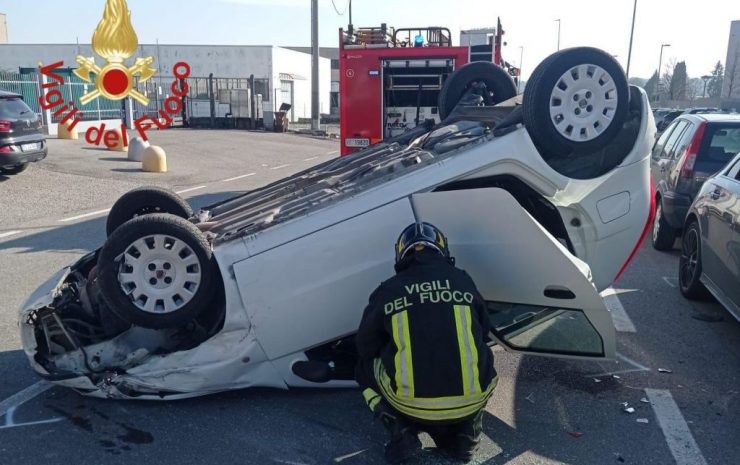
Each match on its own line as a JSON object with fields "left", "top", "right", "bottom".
{"left": 0, "top": 129, "right": 737, "bottom": 465}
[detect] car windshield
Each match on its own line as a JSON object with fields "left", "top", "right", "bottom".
{"left": 0, "top": 97, "right": 34, "bottom": 118}
{"left": 698, "top": 124, "right": 740, "bottom": 169}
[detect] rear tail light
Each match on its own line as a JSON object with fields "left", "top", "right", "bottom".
{"left": 614, "top": 177, "right": 656, "bottom": 283}
{"left": 0, "top": 120, "right": 10, "bottom": 132}
{"left": 680, "top": 122, "right": 706, "bottom": 178}
{"left": 0, "top": 145, "right": 12, "bottom": 153}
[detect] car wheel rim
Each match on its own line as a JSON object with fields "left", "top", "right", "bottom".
{"left": 679, "top": 228, "right": 699, "bottom": 286}
{"left": 548, "top": 64, "right": 619, "bottom": 142}
{"left": 653, "top": 204, "right": 662, "bottom": 242}
{"left": 116, "top": 234, "right": 202, "bottom": 314}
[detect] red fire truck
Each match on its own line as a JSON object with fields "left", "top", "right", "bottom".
{"left": 339, "top": 19, "right": 517, "bottom": 155}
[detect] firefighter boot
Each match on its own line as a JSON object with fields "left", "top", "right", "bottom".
{"left": 375, "top": 402, "right": 422, "bottom": 464}
{"left": 446, "top": 410, "right": 484, "bottom": 462}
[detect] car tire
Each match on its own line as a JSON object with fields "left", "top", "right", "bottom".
{"left": 523, "top": 47, "right": 629, "bottom": 156}
{"left": 97, "top": 213, "right": 215, "bottom": 329}
{"left": 438, "top": 61, "right": 517, "bottom": 120}
{"left": 678, "top": 220, "right": 709, "bottom": 300}
{"left": 106, "top": 186, "right": 193, "bottom": 236}
{"left": 1, "top": 163, "right": 29, "bottom": 175}
{"left": 652, "top": 202, "right": 676, "bottom": 251}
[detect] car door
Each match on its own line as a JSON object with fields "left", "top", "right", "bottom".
{"left": 653, "top": 120, "right": 689, "bottom": 195}
{"left": 412, "top": 188, "right": 616, "bottom": 360}
{"left": 651, "top": 122, "right": 677, "bottom": 185}
{"left": 708, "top": 157, "right": 740, "bottom": 317}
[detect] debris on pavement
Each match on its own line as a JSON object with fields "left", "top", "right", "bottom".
{"left": 658, "top": 368, "right": 673, "bottom": 373}
{"left": 568, "top": 431, "right": 583, "bottom": 438}
{"left": 640, "top": 398, "right": 650, "bottom": 404}
{"left": 594, "top": 378, "right": 602, "bottom": 383}
{"left": 612, "top": 375, "right": 621, "bottom": 379}
{"left": 624, "top": 407, "right": 635, "bottom": 414}
{"left": 525, "top": 393, "right": 535, "bottom": 404}
{"left": 636, "top": 418, "right": 649, "bottom": 424}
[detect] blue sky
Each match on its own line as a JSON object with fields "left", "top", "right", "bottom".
{"left": 1, "top": 0, "right": 738, "bottom": 80}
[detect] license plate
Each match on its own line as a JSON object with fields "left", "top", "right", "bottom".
{"left": 345, "top": 138, "right": 370, "bottom": 148}
{"left": 21, "top": 142, "right": 41, "bottom": 152}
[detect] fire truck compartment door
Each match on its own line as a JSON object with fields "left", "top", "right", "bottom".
{"left": 411, "top": 188, "right": 616, "bottom": 360}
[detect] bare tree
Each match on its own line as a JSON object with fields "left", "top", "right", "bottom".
{"left": 661, "top": 57, "right": 677, "bottom": 99}
{"left": 686, "top": 77, "right": 703, "bottom": 100}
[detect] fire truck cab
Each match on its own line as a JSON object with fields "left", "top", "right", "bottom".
{"left": 339, "top": 21, "right": 516, "bottom": 155}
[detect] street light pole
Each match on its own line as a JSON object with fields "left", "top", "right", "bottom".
{"left": 555, "top": 19, "right": 561, "bottom": 51}
{"left": 625, "top": 0, "right": 637, "bottom": 78}
{"left": 701, "top": 75, "right": 711, "bottom": 98}
{"left": 310, "top": 0, "right": 320, "bottom": 131}
{"left": 657, "top": 43, "right": 670, "bottom": 102}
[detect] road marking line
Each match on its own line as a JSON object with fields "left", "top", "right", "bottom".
{"left": 222, "top": 173, "right": 255, "bottom": 182}
{"left": 0, "top": 381, "right": 53, "bottom": 418}
{"left": 271, "top": 164, "right": 290, "bottom": 170}
{"left": 646, "top": 389, "right": 708, "bottom": 465}
{"left": 303, "top": 156, "right": 319, "bottom": 162}
{"left": 175, "top": 185, "right": 207, "bottom": 194}
{"left": 59, "top": 209, "right": 111, "bottom": 223}
{"left": 662, "top": 276, "right": 678, "bottom": 288}
{"left": 326, "top": 150, "right": 338, "bottom": 155}
{"left": 0, "top": 406, "right": 63, "bottom": 430}
{"left": 0, "top": 231, "right": 21, "bottom": 239}
{"left": 601, "top": 287, "right": 637, "bottom": 333}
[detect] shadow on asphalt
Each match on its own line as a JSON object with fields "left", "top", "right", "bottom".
{"left": 0, "top": 191, "right": 244, "bottom": 254}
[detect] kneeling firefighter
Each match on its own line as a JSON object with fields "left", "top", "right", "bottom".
{"left": 356, "top": 222, "right": 497, "bottom": 463}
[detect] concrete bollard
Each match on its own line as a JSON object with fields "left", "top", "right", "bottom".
{"left": 142, "top": 145, "right": 167, "bottom": 173}
{"left": 57, "top": 123, "right": 79, "bottom": 140}
{"left": 127, "top": 137, "right": 150, "bottom": 162}
{"left": 107, "top": 127, "right": 128, "bottom": 152}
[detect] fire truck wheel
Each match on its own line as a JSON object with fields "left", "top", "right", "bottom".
{"left": 523, "top": 47, "right": 629, "bottom": 156}
{"left": 106, "top": 186, "right": 194, "bottom": 236}
{"left": 438, "top": 61, "right": 517, "bottom": 120}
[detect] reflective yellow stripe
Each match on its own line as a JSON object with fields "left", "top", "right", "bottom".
{"left": 391, "top": 311, "right": 414, "bottom": 398}
{"left": 464, "top": 305, "right": 482, "bottom": 394}
{"left": 362, "top": 387, "right": 382, "bottom": 412}
{"left": 373, "top": 359, "right": 497, "bottom": 421}
{"left": 453, "top": 305, "right": 471, "bottom": 394}
{"left": 454, "top": 305, "right": 481, "bottom": 395}
{"left": 401, "top": 311, "right": 415, "bottom": 398}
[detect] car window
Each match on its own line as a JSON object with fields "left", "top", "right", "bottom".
{"left": 727, "top": 157, "right": 740, "bottom": 180}
{"left": 671, "top": 122, "right": 695, "bottom": 160}
{"left": 0, "top": 98, "right": 34, "bottom": 118}
{"left": 697, "top": 124, "right": 740, "bottom": 170}
{"left": 653, "top": 122, "right": 677, "bottom": 157}
{"left": 660, "top": 120, "right": 688, "bottom": 158}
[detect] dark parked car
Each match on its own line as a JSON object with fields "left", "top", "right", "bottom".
{"left": 655, "top": 110, "right": 683, "bottom": 132}
{"left": 651, "top": 113, "right": 740, "bottom": 250}
{"left": 679, "top": 153, "right": 740, "bottom": 321}
{"left": 0, "top": 90, "right": 47, "bottom": 175}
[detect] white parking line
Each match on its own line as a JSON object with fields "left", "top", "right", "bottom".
{"left": 175, "top": 185, "right": 207, "bottom": 194}
{"left": 601, "top": 287, "right": 637, "bottom": 333}
{"left": 271, "top": 164, "right": 290, "bottom": 170}
{"left": 662, "top": 276, "right": 678, "bottom": 288}
{"left": 0, "top": 381, "right": 53, "bottom": 418}
{"left": 0, "top": 231, "right": 21, "bottom": 240}
{"left": 303, "top": 156, "right": 319, "bottom": 162}
{"left": 646, "top": 389, "right": 708, "bottom": 465}
{"left": 59, "top": 208, "right": 111, "bottom": 223}
{"left": 222, "top": 173, "right": 255, "bottom": 183}
{"left": 326, "top": 150, "right": 338, "bottom": 155}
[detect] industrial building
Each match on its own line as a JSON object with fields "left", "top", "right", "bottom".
{"left": 0, "top": 43, "right": 331, "bottom": 128}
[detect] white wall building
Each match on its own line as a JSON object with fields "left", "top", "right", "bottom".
{"left": 0, "top": 43, "right": 331, "bottom": 126}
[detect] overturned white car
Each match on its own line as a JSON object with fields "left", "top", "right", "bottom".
{"left": 20, "top": 48, "right": 656, "bottom": 399}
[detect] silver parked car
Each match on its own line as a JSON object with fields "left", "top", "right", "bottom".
{"left": 680, "top": 152, "right": 740, "bottom": 320}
